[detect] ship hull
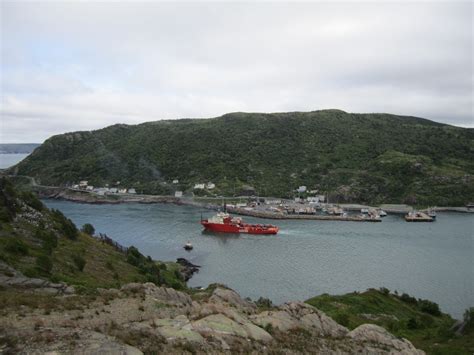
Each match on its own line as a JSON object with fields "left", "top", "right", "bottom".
{"left": 201, "top": 221, "right": 279, "bottom": 235}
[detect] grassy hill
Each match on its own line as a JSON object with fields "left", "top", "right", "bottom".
{"left": 0, "top": 177, "right": 186, "bottom": 292}
{"left": 10, "top": 110, "right": 474, "bottom": 205}
{"left": 306, "top": 288, "right": 474, "bottom": 354}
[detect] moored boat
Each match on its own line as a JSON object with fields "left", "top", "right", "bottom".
{"left": 201, "top": 212, "right": 279, "bottom": 235}
{"left": 405, "top": 211, "right": 434, "bottom": 222}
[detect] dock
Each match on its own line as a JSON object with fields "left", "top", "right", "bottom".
{"left": 226, "top": 207, "right": 382, "bottom": 222}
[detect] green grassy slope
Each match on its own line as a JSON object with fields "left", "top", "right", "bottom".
{"left": 11, "top": 110, "right": 474, "bottom": 205}
{"left": 306, "top": 288, "right": 474, "bottom": 354}
{"left": 0, "top": 177, "right": 186, "bottom": 292}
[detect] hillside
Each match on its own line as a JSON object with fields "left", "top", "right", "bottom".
{"left": 10, "top": 110, "right": 474, "bottom": 205}
{"left": 0, "top": 177, "right": 186, "bottom": 292}
{"left": 306, "top": 289, "right": 474, "bottom": 354}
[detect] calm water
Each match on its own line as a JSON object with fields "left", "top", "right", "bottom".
{"left": 0, "top": 153, "right": 29, "bottom": 169}
{"left": 44, "top": 200, "right": 473, "bottom": 318}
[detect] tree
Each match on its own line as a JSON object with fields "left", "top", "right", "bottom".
{"left": 81, "top": 223, "right": 95, "bottom": 236}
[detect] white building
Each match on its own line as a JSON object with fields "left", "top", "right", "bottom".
{"left": 172, "top": 179, "right": 179, "bottom": 184}
{"left": 109, "top": 187, "right": 118, "bottom": 193}
{"left": 119, "top": 188, "right": 127, "bottom": 194}
{"left": 307, "top": 196, "right": 320, "bottom": 203}
{"left": 128, "top": 188, "right": 137, "bottom": 194}
{"left": 316, "top": 195, "right": 326, "bottom": 202}
{"left": 265, "top": 198, "right": 282, "bottom": 205}
{"left": 297, "top": 186, "right": 307, "bottom": 193}
{"left": 175, "top": 191, "right": 183, "bottom": 198}
{"left": 94, "top": 187, "right": 109, "bottom": 196}
{"left": 79, "top": 180, "right": 88, "bottom": 188}
{"left": 86, "top": 185, "right": 94, "bottom": 191}
{"left": 194, "top": 183, "right": 205, "bottom": 190}
{"left": 207, "top": 182, "right": 215, "bottom": 189}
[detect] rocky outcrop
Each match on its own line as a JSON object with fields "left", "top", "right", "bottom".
{"left": 176, "top": 258, "right": 200, "bottom": 281}
{"left": 0, "top": 280, "right": 425, "bottom": 354}
{"left": 348, "top": 324, "right": 425, "bottom": 354}
{"left": 0, "top": 261, "right": 74, "bottom": 295}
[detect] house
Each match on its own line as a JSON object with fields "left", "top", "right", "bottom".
{"left": 207, "top": 182, "right": 215, "bottom": 189}
{"left": 94, "top": 187, "right": 109, "bottom": 196}
{"left": 72, "top": 184, "right": 79, "bottom": 189}
{"left": 172, "top": 179, "right": 179, "bottom": 184}
{"left": 175, "top": 191, "right": 183, "bottom": 198}
{"left": 297, "top": 186, "right": 307, "bottom": 193}
{"left": 119, "top": 188, "right": 127, "bottom": 194}
{"left": 265, "top": 198, "right": 282, "bottom": 205}
{"left": 316, "top": 195, "right": 326, "bottom": 202}
{"left": 309, "top": 189, "right": 318, "bottom": 194}
{"left": 79, "top": 180, "right": 88, "bottom": 188}
{"left": 194, "top": 183, "right": 205, "bottom": 190}
{"left": 294, "top": 197, "right": 302, "bottom": 203}
{"left": 86, "top": 185, "right": 94, "bottom": 191}
{"left": 128, "top": 188, "right": 136, "bottom": 194}
{"left": 307, "top": 196, "right": 320, "bottom": 203}
{"left": 109, "top": 188, "right": 118, "bottom": 193}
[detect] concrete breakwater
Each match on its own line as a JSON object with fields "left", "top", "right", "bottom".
{"left": 226, "top": 206, "right": 382, "bottom": 222}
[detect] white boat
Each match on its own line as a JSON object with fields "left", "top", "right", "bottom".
{"left": 184, "top": 241, "right": 193, "bottom": 251}
{"left": 361, "top": 208, "right": 369, "bottom": 214}
{"left": 379, "top": 210, "right": 387, "bottom": 217}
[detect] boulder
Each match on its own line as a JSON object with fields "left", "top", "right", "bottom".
{"left": 209, "top": 287, "right": 256, "bottom": 312}
{"left": 348, "top": 324, "right": 425, "bottom": 354}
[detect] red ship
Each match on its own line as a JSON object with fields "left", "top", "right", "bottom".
{"left": 201, "top": 212, "right": 279, "bottom": 235}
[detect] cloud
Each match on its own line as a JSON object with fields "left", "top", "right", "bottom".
{"left": 1, "top": 1, "right": 472, "bottom": 143}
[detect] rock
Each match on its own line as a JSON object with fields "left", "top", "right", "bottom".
{"left": 241, "top": 322, "right": 273, "bottom": 343}
{"left": 176, "top": 258, "right": 200, "bottom": 281}
{"left": 209, "top": 287, "right": 256, "bottom": 312}
{"left": 250, "top": 310, "right": 298, "bottom": 332}
{"left": 348, "top": 324, "right": 425, "bottom": 354}
{"left": 192, "top": 314, "right": 249, "bottom": 338}
{"left": 0, "top": 261, "right": 74, "bottom": 295}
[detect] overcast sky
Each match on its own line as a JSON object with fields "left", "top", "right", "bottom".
{"left": 1, "top": 1, "right": 472, "bottom": 143}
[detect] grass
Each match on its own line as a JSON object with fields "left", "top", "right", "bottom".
{"left": 306, "top": 288, "right": 473, "bottom": 354}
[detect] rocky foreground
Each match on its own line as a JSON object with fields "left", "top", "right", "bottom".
{"left": 0, "top": 271, "right": 424, "bottom": 354}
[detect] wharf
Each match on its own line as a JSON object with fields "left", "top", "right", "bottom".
{"left": 227, "top": 207, "right": 382, "bottom": 222}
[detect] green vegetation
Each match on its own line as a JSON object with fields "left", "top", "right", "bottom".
{"left": 11, "top": 110, "right": 474, "bottom": 205}
{"left": 306, "top": 288, "right": 473, "bottom": 354}
{"left": 81, "top": 223, "right": 95, "bottom": 236}
{"left": 0, "top": 177, "right": 186, "bottom": 291}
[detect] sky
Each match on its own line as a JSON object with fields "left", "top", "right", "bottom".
{"left": 1, "top": 1, "right": 473, "bottom": 143}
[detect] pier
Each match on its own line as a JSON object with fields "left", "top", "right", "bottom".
{"left": 226, "top": 207, "right": 382, "bottom": 222}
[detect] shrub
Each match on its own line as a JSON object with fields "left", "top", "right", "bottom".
{"left": 81, "top": 223, "right": 95, "bottom": 236}
{"left": 399, "top": 293, "right": 418, "bottom": 305}
{"left": 51, "top": 209, "right": 78, "bottom": 240}
{"left": 334, "top": 311, "right": 350, "bottom": 327}
{"left": 379, "top": 287, "right": 390, "bottom": 295}
{"left": 72, "top": 255, "right": 86, "bottom": 272}
{"left": 36, "top": 254, "right": 53, "bottom": 274}
{"left": 35, "top": 230, "right": 58, "bottom": 254}
{"left": 407, "top": 317, "right": 419, "bottom": 329}
{"left": 4, "top": 238, "right": 29, "bottom": 255}
{"left": 256, "top": 297, "right": 273, "bottom": 309}
{"left": 419, "top": 299, "right": 441, "bottom": 316}
{"left": 19, "top": 191, "right": 43, "bottom": 211}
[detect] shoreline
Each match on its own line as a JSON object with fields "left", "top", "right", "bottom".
{"left": 36, "top": 187, "right": 474, "bottom": 219}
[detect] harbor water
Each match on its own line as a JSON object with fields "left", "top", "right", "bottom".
{"left": 43, "top": 200, "right": 473, "bottom": 319}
